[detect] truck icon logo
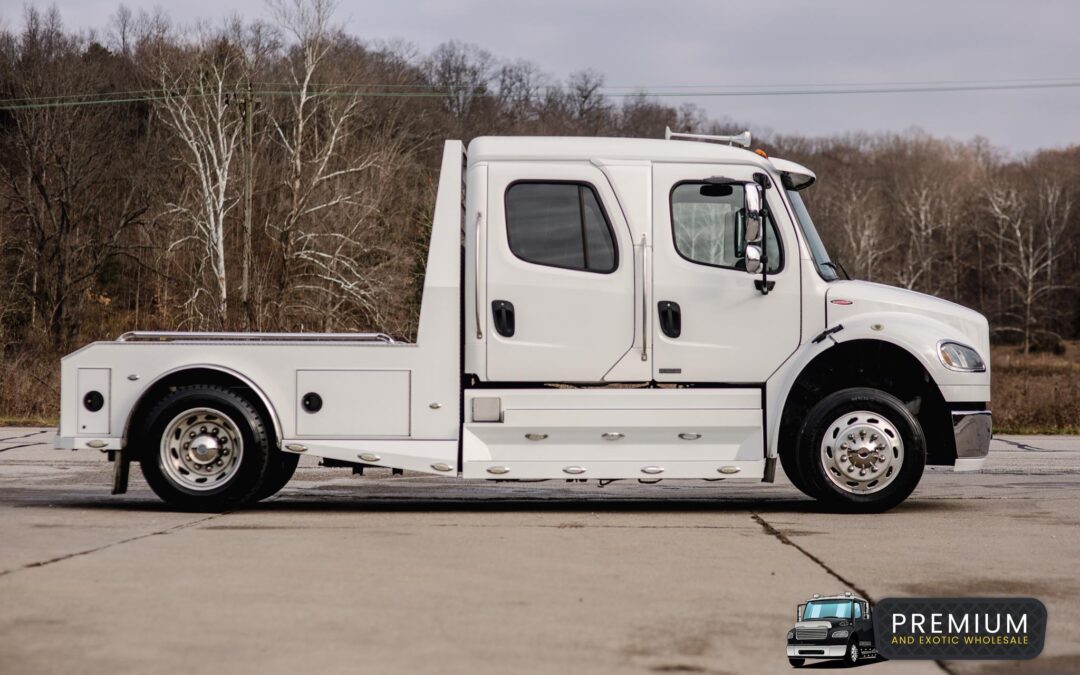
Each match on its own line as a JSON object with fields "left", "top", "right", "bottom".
{"left": 786, "top": 592, "right": 878, "bottom": 667}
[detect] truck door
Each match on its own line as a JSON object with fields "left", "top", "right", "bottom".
{"left": 651, "top": 164, "right": 801, "bottom": 382}
{"left": 485, "top": 162, "right": 636, "bottom": 382}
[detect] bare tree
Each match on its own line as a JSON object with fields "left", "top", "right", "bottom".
{"left": 152, "top": 24, "right": 252, "bottom": 328}
{"left": 984, "top": 177, "right": 1072, "bottom": 352}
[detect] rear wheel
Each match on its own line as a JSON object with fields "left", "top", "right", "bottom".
{"left": 791, "top": 387, "right": 926, "bottom": 512}
{"left": 138, "top": 385, "right": 272, "bottom": 511}
{"left": 256, "top": 448, "right": 300, "bottom": 500}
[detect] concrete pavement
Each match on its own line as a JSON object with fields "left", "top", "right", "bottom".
{"left": 1, "top": 429, "right": 1077, "bottom": 675}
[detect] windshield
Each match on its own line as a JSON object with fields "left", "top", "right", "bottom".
{"left": 786, "top": 189, "right": 838, "bottom": 281}
{"left": 803, "top": 600, "right": 858, "bottom": 620}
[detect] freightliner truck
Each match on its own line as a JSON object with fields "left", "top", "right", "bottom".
{"left": 786, "top": 592, "right": 876, "bottom": 667}
{"left": 56, "top": 130, "right": 992, "bottom": 512}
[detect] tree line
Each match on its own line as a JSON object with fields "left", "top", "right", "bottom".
{"left": 1, "top": 0, "right": 1077, "bottom": 394}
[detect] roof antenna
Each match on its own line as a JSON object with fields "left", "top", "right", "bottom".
{"left": 665, "top": 126, "right": 752, "bottom": 148}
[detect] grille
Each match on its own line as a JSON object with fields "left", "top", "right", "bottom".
{"left": 796, "top": 627, "right": 828, "bottom": 641}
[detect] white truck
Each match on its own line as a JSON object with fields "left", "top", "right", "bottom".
{"left": 56, "top": 130, "right": 992, "bottom": 512}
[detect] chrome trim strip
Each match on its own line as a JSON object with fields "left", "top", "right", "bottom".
{"left": 117, "top": 331, "right": 394, "bottom": 344}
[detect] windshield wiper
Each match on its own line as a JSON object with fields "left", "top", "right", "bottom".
{"left": 820, "top": 260, "right": 851, "bottom": 281}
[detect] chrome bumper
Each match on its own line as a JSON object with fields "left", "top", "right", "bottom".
{"left": 787, "top": 645, "right": 846, "bottom": 658}
{"left": 952, "top": 409, "right": 991, "bottom": 472}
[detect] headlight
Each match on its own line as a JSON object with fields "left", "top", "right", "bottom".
{"left": 787, "top": 631, "right": 794, "bottom": 640}
{"left": 831, "top": 629, "right": 850, "bottom": 639}
{"left": 938, "top": 341, "right": 986, "bottom": 372}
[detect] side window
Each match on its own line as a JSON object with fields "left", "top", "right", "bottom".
{"left": 854, "top": 603, "right": 863, "bottom": 619}
{"left": 671, "top": 182, "right": 782, "bottom": 273}
{"left": 505, "top": 182, "right": 617, "bottom": 273}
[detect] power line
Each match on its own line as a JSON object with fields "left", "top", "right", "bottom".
{"left": 2, "top": 77, "right": 1080, "bottom": 111}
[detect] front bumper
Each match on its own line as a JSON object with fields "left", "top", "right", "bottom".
{"left": 786, "top": 644, "right": 846, "bottom": 658}
{"left": 951, "top": 409, "right": 992, "bottom": 472}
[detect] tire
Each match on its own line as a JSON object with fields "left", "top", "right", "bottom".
{"left": 138, "top": 385, "right": 272, "bottom": 512}
{"left": 779, "top": 441, "right": 813, "bottom": 498}
{"left": 791, "top": 387, "right": 926, "bottom": 512}
{"left": 255, "top": 447, "right": 300, "bottom": 500}
{"left": 788, "top": 657, "right": 805, "bottom": 667}
{"left": 845, "top": 641, "right": 860, "bottom": 666}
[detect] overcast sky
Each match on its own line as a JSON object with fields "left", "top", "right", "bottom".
{"left": 9, "top": 0, "right": 1080, "bottom": 153}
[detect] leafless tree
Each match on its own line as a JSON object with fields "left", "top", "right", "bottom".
{"left": 984, "top": 176, "right": 1072, "bottom": 353}
{"left": 152, "top": 23, "right": 254, "bottom": 328}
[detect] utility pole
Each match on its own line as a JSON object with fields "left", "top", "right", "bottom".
{"left": 241, "top": 79, "right": 254, "bottom": 329}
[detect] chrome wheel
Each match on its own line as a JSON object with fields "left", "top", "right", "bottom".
{"left": 159, "top": 407, "right": 244, "bottom": 491}
{"left": 848, "top": 643, "right": 860, "bottom": 663}
{"left": 819, "top": 410, "right": 904, "bottom": 495}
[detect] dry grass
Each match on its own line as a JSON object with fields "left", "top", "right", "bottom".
{"left": 0, "top": 351, "right": 60, "bottom": 426}
{"left": 991, "top": 341, "right": 1080, "bottom": 434}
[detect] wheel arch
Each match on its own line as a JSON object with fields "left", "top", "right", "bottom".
{"left": 776, "top": 338, "right": 955, "bottom": 466}
{"left": 122, "top": 365, "right": 283, "bottom": 454}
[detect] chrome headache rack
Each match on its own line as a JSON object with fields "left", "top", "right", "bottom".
{"left": 116, "top": 331, "right": 396, "bottom": 344}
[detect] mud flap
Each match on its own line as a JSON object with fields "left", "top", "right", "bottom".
{"left": 762, "top": 456, "right": 777, "bottom": 483}
{"left": 110, "top": 450, "right": 130, "bottom": 495}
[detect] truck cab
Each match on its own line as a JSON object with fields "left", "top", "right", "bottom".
{"left": 786, "top": 592, "right": 876, "bottom": 667}
{"left": 56, "top": 131, "right": 992, "bottom": 511}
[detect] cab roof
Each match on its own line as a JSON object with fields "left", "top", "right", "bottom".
{"left": 466, "top": 135, "right": 815, "bottom": 188}
{"left": 808, "top": 594, "right": 868, "bottom": 603}
{"left": 468, "top": 135, "right": 770, "bottom": 167}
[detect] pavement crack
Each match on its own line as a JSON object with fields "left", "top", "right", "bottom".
{"left": 994, "top": 438, "right": 1062, "bottom": 452}
{"left": 0, "top": 513, "right": 223, "bottom": 579}
{"left": 0, "top": 442, "right": 45, "bottom": 453}
{"left": 0, "top": 429, "right": 49, "bottom": 444}
{"left": 751, "top": 512, "right": 874, "bottom": 600}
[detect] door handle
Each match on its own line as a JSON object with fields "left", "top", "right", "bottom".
{"left": 491, "top": 300, "right": 515, "bottom": 337}
{"left": 658, "top": 301, "right": 681, "bottom": 338}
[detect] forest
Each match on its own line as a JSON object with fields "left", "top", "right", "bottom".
{"left": 1, "top": 2, "right": 1077, "bottom": 430}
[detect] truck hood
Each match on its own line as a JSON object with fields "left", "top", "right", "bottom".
{"left": 826, "top": 280, "right": 990, "bottom": 358}
{"left": 794, "top": 620, "right": 835, "bottom": 630}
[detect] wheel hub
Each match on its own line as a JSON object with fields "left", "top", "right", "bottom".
{"left": 820, "top": 411, "right": 904, "bottom": 494}
{"left": 160, "top": 408, "right": 243, "bottom": 491}
{"left": 190, "top": 434, "right": 221, "bottom": 464}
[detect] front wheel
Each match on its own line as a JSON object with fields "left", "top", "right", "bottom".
{"left": 845, "top": 641, "right": 860, "bottom": 666}
{"left": 788, "top": 657, "right": 805, "bottom": 667}
{"left": 790, "top": 387, "right": 926, "bottom": 512}
{"left": 138, "top": 385, "right": 272, "bottom": 511}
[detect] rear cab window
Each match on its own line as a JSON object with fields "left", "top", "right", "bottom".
{"left": 505, "top": 182, "right": 617, "bottom": 273}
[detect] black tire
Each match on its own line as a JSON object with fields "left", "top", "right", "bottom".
{"left": 138, "top": 385, "right": 272, "bottom": 512}
{"left": 844, "top": 640, "right": 860, "bottom": 666}
{"left": 791, "top": 387, "right": 926, "bottom": 513}
{"left": 255, "top": 447, "right": 300, "bottom": 500}
{"left": 788, "top": 657, "right": 805, "bottom": 667}
{"left": 779, "top": 441, "right": 813, "bottom": 498}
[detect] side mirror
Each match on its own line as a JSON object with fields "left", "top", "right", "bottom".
{"left": 797, "top": 603, "right": 806, "bottom": 622}
{"left": 744, "top": 244, "right": 762, "bottom": 274}
{"left": 744, "top": 182, "right": 764, "bottom": 245}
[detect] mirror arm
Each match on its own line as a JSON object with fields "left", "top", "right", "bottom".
{"left": 753, "top": 173, "right": 772, "bottom": 295}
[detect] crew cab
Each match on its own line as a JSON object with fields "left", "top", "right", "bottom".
{"left": 787, "top": 592, "right": 876, "bottom": 667}
{"left": 56, "top": 130, "right": 992, "bottom": 512}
